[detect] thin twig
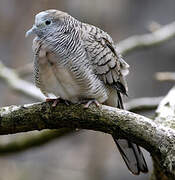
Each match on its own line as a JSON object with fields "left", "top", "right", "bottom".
{"left": 0, "top": 61, "right": 44, "bottom": 101}
{"left": 117, "top": 21, "right": 175, "bottom": 55}
{"left": 0, "top": 129, "right": 74, "bottom": 155}
{"left": 155, "top": 72, "right": 175, "bottom": 82}
{"left": 125, "top": 96, "right": 163, "bottom": 112}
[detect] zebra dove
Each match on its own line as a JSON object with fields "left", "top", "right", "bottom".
{"left": 26, "top": 9, "right": 148, "bottom": 175}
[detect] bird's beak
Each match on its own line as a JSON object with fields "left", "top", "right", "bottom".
{"left": 25, "top": 25, "right": 37, "bottom": 37}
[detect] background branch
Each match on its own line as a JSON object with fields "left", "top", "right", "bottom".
{"left": 0, "top": 129, "right": 74, "bottom": 155}
{"left": 151, "top": 86, "right": 175, "bottom": 180}
{"left": 117, "top": 21, "right": 175, "bottom": 55}
{"left": 0, "top": 61, "right": 44, "bottom": 101}
{"left": 16, "top": 62, "right": 33, "bottom": 77}
{"left": 125, "top": 96, "right": 163, "bottom": 112}
{"left": 155, "top": 72, "right": 175, "bottom": 82}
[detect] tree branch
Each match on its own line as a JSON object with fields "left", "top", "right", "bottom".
{"left": 16, "top": 62, "right": 33, "bottom": 77}
{"left": 125, "top": 96, "right": 163, "bottom": 112}
{"left": 155, "top": 72, "right": 175, "bottom": 82}
{"left": 117, "top": 21, "right": 175, "bottom": 55}
{"left": 0, "top": 61, "right": 44, "bottom": 101}
{"left": 0, "top": 101, "right": 175, "bottom": 176}
{"left": 151, "top": 86, "right": 175, "bottom": 179}
{"left": 0, "top": 129, "right": 74, "bottom": 155}
{"left": 0, "top": 95, "right": 161, "bottom": 155}
{"left": 154, "top": 86, "right": 175, "bottom": 127}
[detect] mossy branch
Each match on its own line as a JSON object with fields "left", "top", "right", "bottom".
{"left": 0, "top": 101, "right": 175, "bottom": 176}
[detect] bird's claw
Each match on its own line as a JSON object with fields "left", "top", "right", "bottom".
{"left": 46, "top": 98, "right": 70, "bottom": 107}
{"left": 84, "top": 99, "right": 100, "bottom": 108}
{"left": 46, "top": 98, "right": 60, "bottom": 107}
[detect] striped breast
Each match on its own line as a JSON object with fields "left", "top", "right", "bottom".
{"left": 33, "top": 37, "right": 108, "bottom": 103}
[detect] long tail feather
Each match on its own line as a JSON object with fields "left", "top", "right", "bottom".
{"left": 112, "top": 137, "right": 148, "bottom": 174}
{"left": 112, "top": 91, "right": 148, "bottom": 174}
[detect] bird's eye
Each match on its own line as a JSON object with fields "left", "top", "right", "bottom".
{"left": 45, "top": 20, "right": 51, "bottom": 25}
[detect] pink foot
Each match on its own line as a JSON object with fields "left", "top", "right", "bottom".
{"left": 46, "top": 98, "right": 70, "bottom": 107}
{"left": 84, "top": 99, "right": 100, "bottom": 108}
{"left": 46, "top": 98, "right": 60, "bottom": 107}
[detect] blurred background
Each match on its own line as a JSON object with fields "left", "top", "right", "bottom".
{"left": 0, "top": 0, "right": 175, "bottom": 179}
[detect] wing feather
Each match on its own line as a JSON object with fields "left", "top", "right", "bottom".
{"left": 81, "top": 23, "right": 129, "bottom": 94}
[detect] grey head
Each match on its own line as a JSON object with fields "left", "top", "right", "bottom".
{"left": 26, "top": 9, "right": 71, "bottom": 38}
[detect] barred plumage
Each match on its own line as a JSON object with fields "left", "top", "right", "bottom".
{"left": 26, "top": 9, "right": 148, "bottom": 175}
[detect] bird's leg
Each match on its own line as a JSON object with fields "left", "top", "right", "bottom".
{"left": 82, "top": 99, "right": 100, "bottom": 108}
{"left": 46, "top": 98, "right": 70, "bottom": 107}
{"left": 46, "top": 98, "right": 60, "bottom": 107}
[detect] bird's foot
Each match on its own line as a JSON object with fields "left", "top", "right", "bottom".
{"left": 46, "top": 98, "right": 70, "bottom": 107}
{"left": 46, "top": 98, "right": 60, "bottom": 107}
{"left": 83, "top": 99, "right": 100, "bottom": 108}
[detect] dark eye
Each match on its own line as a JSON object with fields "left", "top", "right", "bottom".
{"left": 45, "top": 20, "right": 51, "bottom": 25}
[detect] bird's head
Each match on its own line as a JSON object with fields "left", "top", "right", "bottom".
{"left": 26, "top": 10, "right": 70, "bottom": 38}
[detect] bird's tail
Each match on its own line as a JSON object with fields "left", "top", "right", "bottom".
{"left": 106, "top": 89, "right": 148, "bottom": 174}
{"left": 112, "top": 136, "right": 148, "bottom": 175}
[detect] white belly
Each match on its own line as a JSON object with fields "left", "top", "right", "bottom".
{"left": 41, "top": 64, "right": 82, "bottom": 102}
{"left": 36, "top": 47, "right": 83, "bottom": 102}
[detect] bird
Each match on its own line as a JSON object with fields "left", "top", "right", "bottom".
{"left": 26, "top": 9, "right": 148, "bottom": 175}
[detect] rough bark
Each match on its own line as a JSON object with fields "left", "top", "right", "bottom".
{"left": 0, "top": 101, "right": 175, "bottom": 177}
{"left": 150, "top": 86, "right": 175, "bottom": 179}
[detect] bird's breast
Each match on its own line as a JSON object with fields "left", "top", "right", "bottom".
{"left": 35, "top": 45, "right": 108, "bottom": 103}
{"left": 36, "top": 49, "right": 84, "bottom": 102}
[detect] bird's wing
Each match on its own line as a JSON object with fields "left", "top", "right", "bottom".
{"left": 81, "top": 23, "right": 129, "bottom": 95}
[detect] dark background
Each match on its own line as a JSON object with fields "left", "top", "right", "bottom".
{"left": 0, "top": 0, "right": 175, "bottom": 179}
